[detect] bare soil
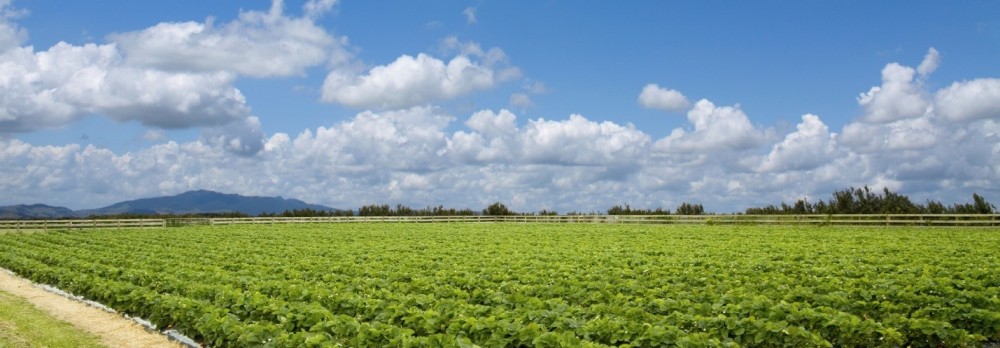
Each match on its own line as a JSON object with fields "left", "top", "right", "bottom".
{"left": 0, "top": 270, "right": 183, "bottom": 348}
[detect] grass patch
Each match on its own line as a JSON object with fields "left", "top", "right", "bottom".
{"left": 0, "top": 290, "right": 105, "bottom": 348}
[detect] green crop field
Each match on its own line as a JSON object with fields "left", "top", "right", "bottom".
{"left": 0, "top": 224, "right": 998, "bottom": 347}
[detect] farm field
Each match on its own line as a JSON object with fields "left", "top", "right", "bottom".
{"left": 0, "top": 224, "right": 998, "bottom": 347}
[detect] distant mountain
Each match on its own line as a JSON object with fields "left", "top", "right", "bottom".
{"left": 77, "top": 190, "right": 337, "bottom": 217}
{"left": 0, "top": 204, "right": 78, "bottom": 219}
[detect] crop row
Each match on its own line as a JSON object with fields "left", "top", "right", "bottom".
{"left": 0, "top": 224, "right": 998, "bottom": 347}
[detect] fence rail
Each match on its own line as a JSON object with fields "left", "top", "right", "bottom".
{"left": 0, "top": 219, "right": 165, "bottom": 231}
{"left": 1, "top": 214, "right": 998, "bottom": 231}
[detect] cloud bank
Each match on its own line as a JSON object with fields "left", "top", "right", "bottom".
{"left": 0, "top": 0, "right": 352, "bottom": 155}
{"left": 1, "top": 0, "right": 997, "bottom": 214}
{"left": 4, "top": 47, "right": 998, "bottom": 212}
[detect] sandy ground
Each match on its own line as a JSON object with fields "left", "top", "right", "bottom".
{"left": 0, "top": 270, "right": 184, "bottom": 348}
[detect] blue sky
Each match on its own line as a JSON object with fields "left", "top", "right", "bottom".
{"left": 2, "top": 0, "right": 999, "bottom": 212}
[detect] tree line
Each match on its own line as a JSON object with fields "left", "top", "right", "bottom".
{"left": 605, "top": 202, "right": 705, "bottom": 216}
{"left": 76, "top": 186, "right": 996, "bottom": 218}
{"left": 357, "top": 204, "right": 477, "bottom": 216}
{"left": 335, "top": 187, "right": 993, "bottom": 217}
{"left": 744, "top": 186, "right": 995, "bottom": 215}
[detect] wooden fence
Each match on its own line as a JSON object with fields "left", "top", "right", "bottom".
{"left": 0, "top": 219, "right": 165, "bottom": 231}
{"left": 1, "top": 214, "right": 998, "bottom": 231}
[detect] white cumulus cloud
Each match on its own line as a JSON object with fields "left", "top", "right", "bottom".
{"left": 857, "top": 62, "right": 931, "bottom": 123}
{"left": 202, "top": 116, "right": 265, "bottom": 155}
{"left": 638, "top": 84, "right": 690, "bottom": 112}
{"left": 279, "top": 106, "right": 454, "bottom": 174}
{"left": 109, "top": 0, "right": 343, "bottom": 78}
{"left": 0, "top": 0, "right": 26, "bottom": 52}
{"left": 841, "top": 116, "right": 944, "bottom": 154}
{"left": 654, "top": 99, "right": 770, "bottom": 152}
{"left": 520, "top": 115, "right": 651, "bottom": 166}
{"left": 321, "top": 38, "right": 519, "bottom": 109}
{"left": 835, "top": 47, "right": 1000, "bottom": 204}
{"left": 0, "top": 42, "right": 253, "bottom": 133}
{"left": 447, "top": 109, "right": 650, "bottom": 167}
{"left": 754, "top": 114, "right": 839, "bottom": 172}
{"left": 917, "top": 47, "right": 940, "bottom": 77}
{"left": 303, "top": 0, "right": 339, "bottom": 20}
{"left": 935, "top": 78, "right": 1000, "bottom": 122}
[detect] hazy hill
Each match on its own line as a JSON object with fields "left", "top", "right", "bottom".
{"left": 3, "top": 190, "right": 337, "bottom": 219}
{"left": 0, "top": 204, "right": 78, "bottom": 219}
{"left": 76, "top": 190, "right": 336, "bottom": 217}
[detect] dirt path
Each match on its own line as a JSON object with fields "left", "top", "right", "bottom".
{"left": 0, "top": 270, "right": 184, "bottom": 348}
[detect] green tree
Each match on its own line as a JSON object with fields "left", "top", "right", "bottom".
{"left": 675, "top": 202, "right": 704, "bottom": 215}
{"left": 483, "top": 202, "right": 514, "bottom": 216}
{"left": 972, "top": 193, "right": 995, "bottom": 214}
